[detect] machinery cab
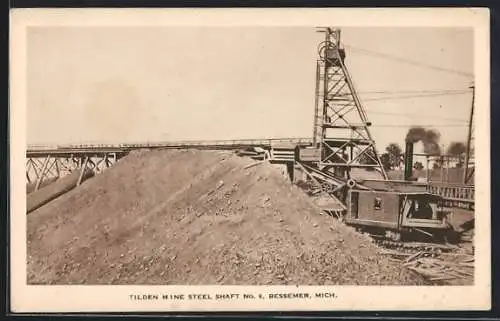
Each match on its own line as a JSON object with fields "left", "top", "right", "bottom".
{"left": 400, "top": 193, "right": 451, "bottom": 228}
{"left": 345, "top": 188, "right": 452, "bottom": 240}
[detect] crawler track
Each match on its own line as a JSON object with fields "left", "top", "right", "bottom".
{"left": 374, "top": 238, "right": 459, "bottom": 255}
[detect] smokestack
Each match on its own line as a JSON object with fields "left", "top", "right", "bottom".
{"left": 404, "top": 141, "right": 414, "bottom": 181}
{"left": 403, "top": 126, "right": 442, "bottom": 181}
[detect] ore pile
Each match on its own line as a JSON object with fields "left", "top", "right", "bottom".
{"left": 28, "top": 149, "right": 425, "bottom": 285}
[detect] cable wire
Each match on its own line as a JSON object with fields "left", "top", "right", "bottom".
{"left": 344, "top": 45, "right": 474, "bottom": 78}
{"left": 367, "top": 111, "right": 469, "bottom": 123}
{"left": 361, "top": 91, "right": 472, "bottom": 102}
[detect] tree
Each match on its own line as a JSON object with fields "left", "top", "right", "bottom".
{"left": 414, "top": 161, "right": 424, "bottom": 171}
{"left": 447, "top": 141, "right": 467, "bottom": 155}
{"left": 384, "top": 143, "right": 403, "bottom": 170}
{"left": 447, "top": 141, "right": 467, "bottom": 168}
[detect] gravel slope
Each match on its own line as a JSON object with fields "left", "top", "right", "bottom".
{"left": 27, "top": 149, "right": 425, "bottom": 285}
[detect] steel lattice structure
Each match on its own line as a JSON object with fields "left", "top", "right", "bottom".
{"left": 313, "top": 27, "right": 387, "bottom": 180}
{"left": 26, "top": 152, "right": 120, "bottom": 192}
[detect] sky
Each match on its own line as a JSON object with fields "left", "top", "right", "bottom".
{"left": 27, "top": 26, "right": 474, "bottom": 154}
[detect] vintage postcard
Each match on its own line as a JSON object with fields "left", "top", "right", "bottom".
{"left": 10, "top": 8, "right": 490, "bottom": 312}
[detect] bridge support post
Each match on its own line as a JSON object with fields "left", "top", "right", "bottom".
{"left": 77, "top": 157, "right": 89, "bottom": 186}
{"left": 34, "top": 155, "right": 51, "bottom": 191}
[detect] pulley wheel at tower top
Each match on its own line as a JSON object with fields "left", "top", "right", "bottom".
{"left": 326, "top": 48, "right": 346, "bottom": 62}
{"left": 318, "top": 42, "right": 346, "bottom": 65}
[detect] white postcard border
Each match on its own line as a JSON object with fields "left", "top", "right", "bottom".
{"left": 10, "top": 8, "right": 491, "bottom": 312}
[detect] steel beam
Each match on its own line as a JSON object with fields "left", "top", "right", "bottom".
{"left": 26, "top": 152, "right": 120, "bottom": 187}
{"left": 34, "top": 155, "right": 51, "bottom": 191}
{"left": 313, "top": 28, "right": 387, "bottom": 180}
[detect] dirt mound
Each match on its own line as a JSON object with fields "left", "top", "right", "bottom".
{"left": 27, "top": 149, "right": 425, "bottom": 285}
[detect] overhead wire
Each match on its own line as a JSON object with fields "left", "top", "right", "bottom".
{"left": 343, "top": 44, "right": 474, "bottom": 78}
{"left": 370, "top": 124, "right": 469, "bottom": 128}
{"left": 361, "top": 91, "right": 472, "bottom": 102}
{"left": 350, "top": 89, "right": 472, "bottom": 95}
{"left": 337, "top": 90, "right": 472, "bottom": 101}
{"left": 367, "top": 111, "right": 469, "bottom": 123}
{"left": 324, "top": 40, "right": 475, "bottom": 134}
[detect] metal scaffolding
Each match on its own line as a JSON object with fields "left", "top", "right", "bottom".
{"left": 313, "top": 27, "right": 387, "bottom": 180}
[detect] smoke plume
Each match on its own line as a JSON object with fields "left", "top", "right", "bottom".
{"left": 405, "top": 126, "right": 441, "bottom": 155}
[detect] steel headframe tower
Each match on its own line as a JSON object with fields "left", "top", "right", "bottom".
{"left": 313, "top": 27, "right": 387, "bottom": 180}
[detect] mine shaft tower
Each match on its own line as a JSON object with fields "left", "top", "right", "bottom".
{"left": 313, "top": 27, "right": 387, "bottom": 180}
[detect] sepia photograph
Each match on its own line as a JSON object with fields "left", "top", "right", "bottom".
{"left": 10, "top": 8, "right": 490, "bottom": 312}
